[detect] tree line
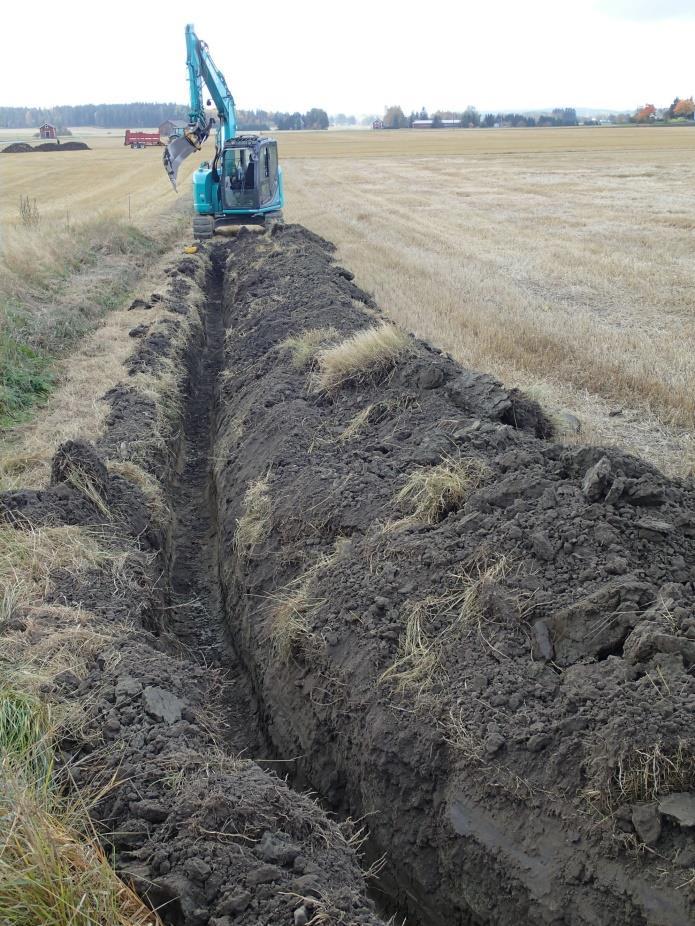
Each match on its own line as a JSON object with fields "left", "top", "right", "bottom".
{"left": 381, "top": 106, "right": 579, "bottom": 128}
{"left": 0, "top": 103, "right": 330, "bottom": 132}
{"left": 633, "top": 98, "right": 694, "bottom": 122}
{"left": 0, "top": 103, "right": 189, "bottom": 130}
{"left": 236, "top": 108, "right": 329, "bottom": 130}
{"left": 380, "top": 100, "right": 695, "bottom": 129}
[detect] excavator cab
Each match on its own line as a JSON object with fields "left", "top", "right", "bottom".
{"left": 221, "top": 136, "right": 280, "bottom": 213}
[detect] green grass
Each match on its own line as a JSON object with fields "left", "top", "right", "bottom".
{"left": 0, "top": 218, "right": 168, "bottom": 434}
{"left": 0, "top": 331, "right": 53, "bottom": 429}
{"left": 0, "top": 687, "right": 52, "bottom": 785}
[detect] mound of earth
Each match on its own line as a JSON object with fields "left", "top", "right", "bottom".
{"left": 2, "top": 140, "right": 91, "bottom": 153}
{"left": 211, "top": 224, "right": 695, "bottom": 925}
{"left": 34, "top": 140, "right": 91, "bottom": 151}
{"left": 2, "top": 141, "right": 33, "bottom": 153}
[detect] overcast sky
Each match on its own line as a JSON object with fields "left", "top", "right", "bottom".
{"left": 3, "top": 0, "right": 694, "bottom": 114}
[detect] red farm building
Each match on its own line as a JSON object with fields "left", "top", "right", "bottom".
{"left": 39, "top": 122, "right": 57, "bottom": 140}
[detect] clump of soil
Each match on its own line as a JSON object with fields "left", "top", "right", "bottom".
{"left": 2, "top": 140, "right": 90, "bottom": 153}
{"left": 213, "top": 225, "right": 695, "bottom": 925}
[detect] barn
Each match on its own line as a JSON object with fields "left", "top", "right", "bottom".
{"left": 159, "top": 119, "right": 188, "bottom": 139}
{"left": 39, "top": 122, "right": 57, "bottom": 140}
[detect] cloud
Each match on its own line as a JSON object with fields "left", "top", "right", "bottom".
{"left": 597, "top": 0, "right": 695, "bottom": 19}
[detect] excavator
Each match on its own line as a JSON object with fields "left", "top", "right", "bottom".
{"left": 163, "top": 24, "right": 284, "bottom": 238}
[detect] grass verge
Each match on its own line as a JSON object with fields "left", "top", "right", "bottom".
{"left": 0, "top": 215, "right": 181, "bottom": 430}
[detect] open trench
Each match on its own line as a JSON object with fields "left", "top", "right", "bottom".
{"left": 165, "top": 250, "right": 413, "bottom": 923}
{"left": 166, "top": 257, "right": 266, "bottom": 763}
{"left": 156, "top": 226, "right": 695, "bottom": 926}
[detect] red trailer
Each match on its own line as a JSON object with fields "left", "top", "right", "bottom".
{"left": 124, "top": 130, "right": 162, "bottom": 148}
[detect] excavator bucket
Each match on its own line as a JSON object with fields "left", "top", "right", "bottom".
{"left": 163, "top": 134, "right": 198, "bottom": 191}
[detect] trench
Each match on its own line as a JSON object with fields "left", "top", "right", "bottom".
{"left": 166, "top": 254, "right": 266, "bottom": 763}
{"left": 165, "top": 251, "right": 418, "bottom": 924}
{"left": 155, "top": 228, "right": 694, "bottom": 926}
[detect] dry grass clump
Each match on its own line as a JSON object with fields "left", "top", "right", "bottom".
{"left": 448, "top": 552, "right": 515, "bottom": 632}
{"left": 235, "top": 474, "right": 272, "bottom": 558}
{"left": 268, "top": 553, "right": 340, "bottom": 659}
{"left": 281, "top": 326, "right": 339, "bottom": 370}
{"left": 269, "top": 575, "right": 321, "bottom": 659}
{"left": 380, "top": 550, "right": 522, "bottom": 699}
{"left": 108, "top": 460, "right": 168, "bottom": 524}
{"left": 0, "top": 524, "right": 128, "bottom": 624}
{"left": 313, "top": 324, "right": 411, "bottom": 391}
{"left": 378, "top": 605, "right": 440, "bottom": 700}
{"left": 444, "top": 708, "right": 486, "bottom": 762}
{"left": 585, "top": 741, "right": 695, "bottom": 815}
{"left": 395, "top": 456, "right": 490, "bottom": 524}
{"left": 337, "top": 404, "right": 376, "bottom": 443}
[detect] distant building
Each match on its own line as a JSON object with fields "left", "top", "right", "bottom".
{"left": 412, "top": 120, "right": 433, "bottom": 128}
{"left": 159, "top": 119, "right": 188, "bottom": 139}
{"left": 39, "top": 122, "right": 57, "bottom": 139}
{"left": 372, "top": 119, "right": 384, "bottom": 130}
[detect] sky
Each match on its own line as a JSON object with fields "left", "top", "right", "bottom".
{"left": 3, "top": 0, "right": 695, "bottom": 114}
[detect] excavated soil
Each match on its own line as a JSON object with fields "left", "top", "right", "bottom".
{"left": 212, "top": 226, "right": 695, "bottom": 925}
{"left": 3, "top": 224, "right": 695, "bottom": 926}
{"left": 1, "top": 140, "right": 90, "bottom": 152}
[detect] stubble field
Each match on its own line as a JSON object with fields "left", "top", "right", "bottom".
{"left": 2, "top": 125, "right": 694, "bottom": 473}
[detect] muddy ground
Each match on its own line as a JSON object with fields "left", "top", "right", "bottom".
{"left": 2, "top": 223, "right": 694, "bottom": 926}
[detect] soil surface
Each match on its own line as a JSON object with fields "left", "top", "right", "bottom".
{"left": 212, "top": 225, "right": 695, "bottom": 925}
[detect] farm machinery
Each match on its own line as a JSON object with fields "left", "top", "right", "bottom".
{"left": 163, "top": 24, "right": 284, "bottom": 238}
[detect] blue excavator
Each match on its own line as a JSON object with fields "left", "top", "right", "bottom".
{"left": 164, "top": 24, "right": 284, "bottom": 238}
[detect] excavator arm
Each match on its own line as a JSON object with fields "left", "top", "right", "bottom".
{"left": 163, "top": 24, "right": 237, "bottom": 190}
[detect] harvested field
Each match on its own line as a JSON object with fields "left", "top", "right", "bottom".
{"left": 281, "top": 127, "right": 695, "bottom": 477}
{"left": 3, "top": 224, "right": 695, "bottom": 925}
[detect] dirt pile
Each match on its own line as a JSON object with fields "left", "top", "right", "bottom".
{"left": 212, "top": 225, "right": 695, "bottom": 924}
{"left": 1, "top": 140, "right": 90, "bottom": 153}
{"left": 1, "top": 142, "right": 33, "bottom": 153}
{"left": 0, "top": 247, "right": 383, "bottom": 926}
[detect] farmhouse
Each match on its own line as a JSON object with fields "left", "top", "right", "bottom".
{"left": 38, "top": 122, "right": 57, "bottom": 139}
{"left": 159, "top": 119, "right": 188, "bottom": 139}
